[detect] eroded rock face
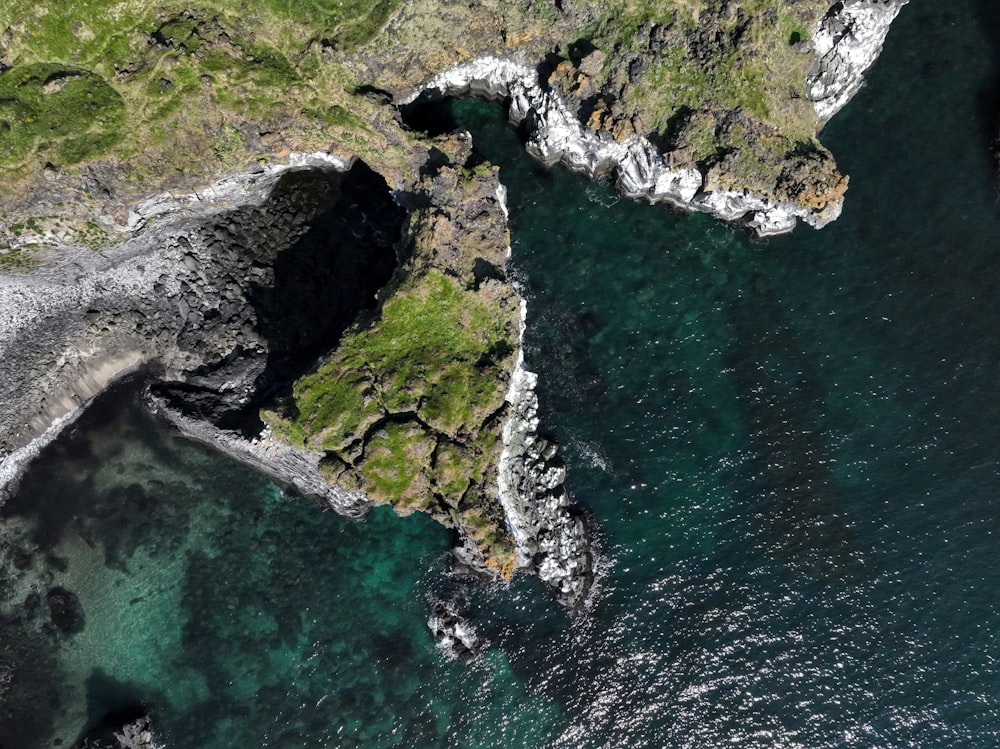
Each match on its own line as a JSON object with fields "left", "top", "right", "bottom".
{"left": 807, "top": 0, "right": 910, "bottom": 121}
{"left": 153, "top": 159, "right": 404, "bottom": 425}
{"left": 499, "top": 341, "right": 593, "bottom": 608}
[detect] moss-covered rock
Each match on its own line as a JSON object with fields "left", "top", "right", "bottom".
{"left": 263, "top": 160, "right": 521, "bottom": 572}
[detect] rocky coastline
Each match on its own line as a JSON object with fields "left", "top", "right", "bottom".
{"left": 0, "top": 143, "right": 597, "bottom": 609}
{"left": 0, "top": 0, "right": 909, "bottom": 604}
{"left": 498, "top": 303, "right": 594, "bottom": 608}
{"left": 404, "top": 56, "right": 825, "bottom": 237}
{"left": 0, "top": 4, "right": 918, "bottom": 746}
{"left": 0, "top": 0, "right": 910, "bottom": 673}
{"left": 401, "top": 0, "right": 907, "bottom": 237}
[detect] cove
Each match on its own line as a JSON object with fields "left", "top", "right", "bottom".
{"left": 1, "top": 377, "right": 578, "bottom": 747}
{"left": 3, "top": 0, "right": 1000, "bottom": 746}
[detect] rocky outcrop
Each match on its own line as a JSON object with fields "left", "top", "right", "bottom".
{"left": 403, "top": 57, "right": 838, "bottom": 236}
{"left": 73, "top": 711, "right": 165, "bottom": 749}
{"left": 427, "top": 594, "right": 488, "bottom": 662}
{"left": 807, "top": 0, "right": 909, "bottom": 121}
{"left": 113, "top": 714, "right": 165, "bottom": 749}
{"left": 498, "top": 304, "right": 593, "bottom": 608}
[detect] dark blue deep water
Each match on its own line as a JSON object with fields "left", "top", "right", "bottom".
{"left": 3, "top": 1, "right": 1000, "bottom": 746}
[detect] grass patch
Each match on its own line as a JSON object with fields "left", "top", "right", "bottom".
{"left": 577, "top": 0, "right": 825, "bottom": 150}
{"left": 271, "top": 268, "right": 516, "bottom": 453}
{"left": 263, "top": 265, "right": 519, "bottom": 564}
{"left": 0, "top": 0, "right": 403, "bottom": 194}
{"left": 0, "top": 244, "right": 37, "bottom": 271}
{"left": 360, "top": 421, "right": 437, "bottom": 512}
{"left": 0, "top": 64, "right": 125, "bottom": 167}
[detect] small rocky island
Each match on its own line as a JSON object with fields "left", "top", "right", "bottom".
{"left": 0, "top": 0, "right": 906, "bottom": 687}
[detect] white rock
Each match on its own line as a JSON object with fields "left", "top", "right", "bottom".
{"left": 405, "top": 56, "right": 841, "bottom": 235}
{"left": 807, "top": 0, "right": 909, "bottom": 120}
{"left": 497, "top": 294, "right": 594, "bottom": 607}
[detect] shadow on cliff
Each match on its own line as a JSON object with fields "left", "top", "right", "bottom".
{"left": 154, "top": 161, "right": 404, "bottom": 433}
{"left": 246, "top": 161, "right": 403, "bottom": 404}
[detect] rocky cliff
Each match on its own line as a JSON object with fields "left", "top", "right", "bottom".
{"left": 0, "top": 134, "right": 596, "bottom": 606}
{"left": 0, "top": 0, "right": 908, "bottom": 612}
{"left": 0, "top": 0, "right": 908, "bottom": 251}
{"left": 0, "top": 162, "right": 384, "bottom": 518}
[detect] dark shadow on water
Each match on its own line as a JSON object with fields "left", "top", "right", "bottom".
{"left": 398, "top": 95, "right": 463, "bottom": 138}
{"left": 0, "top": 624, "right": 62, "bottom": 748}
{"left": 400, "top": 96, "right": 557, "bottom": 187}
{"left": 724, "top": 294, "right": 863, "bottom": 578}
{"left": 973, "top": 0, "right": 1000, "bottom": 175}
{"left": 72, "top": 669, "right": 166, "bottom": 748}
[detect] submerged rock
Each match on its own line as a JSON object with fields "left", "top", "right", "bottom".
{"left": 46, "top": 586, "right": 84, "bottom": 635}
{"left": 0, "top": 660, "right": 12, "bottom": 702}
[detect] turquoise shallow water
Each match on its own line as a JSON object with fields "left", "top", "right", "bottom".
{"left": 3, "top": 1, "right": 1000, "bottom": 746}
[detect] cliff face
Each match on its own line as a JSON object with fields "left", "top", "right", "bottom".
{"left": 0, "top": 1, "right": 908, "bottom": 605}
{"left": 261, "top": 148, "right": 526, "bottom": 577}
{"left": 0, "top": 162, "right": 394, "bottom": 518}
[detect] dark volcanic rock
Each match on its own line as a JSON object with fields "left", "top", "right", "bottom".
{"left": 0, "top": 159, "right": 403, "bottom": 511}
{"left": 153, "top": 159, "right": 404, "bottom": 431}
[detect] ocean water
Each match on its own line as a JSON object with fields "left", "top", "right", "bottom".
{"left": 3, "top": 1, "right": 1000, "bottom": 746}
